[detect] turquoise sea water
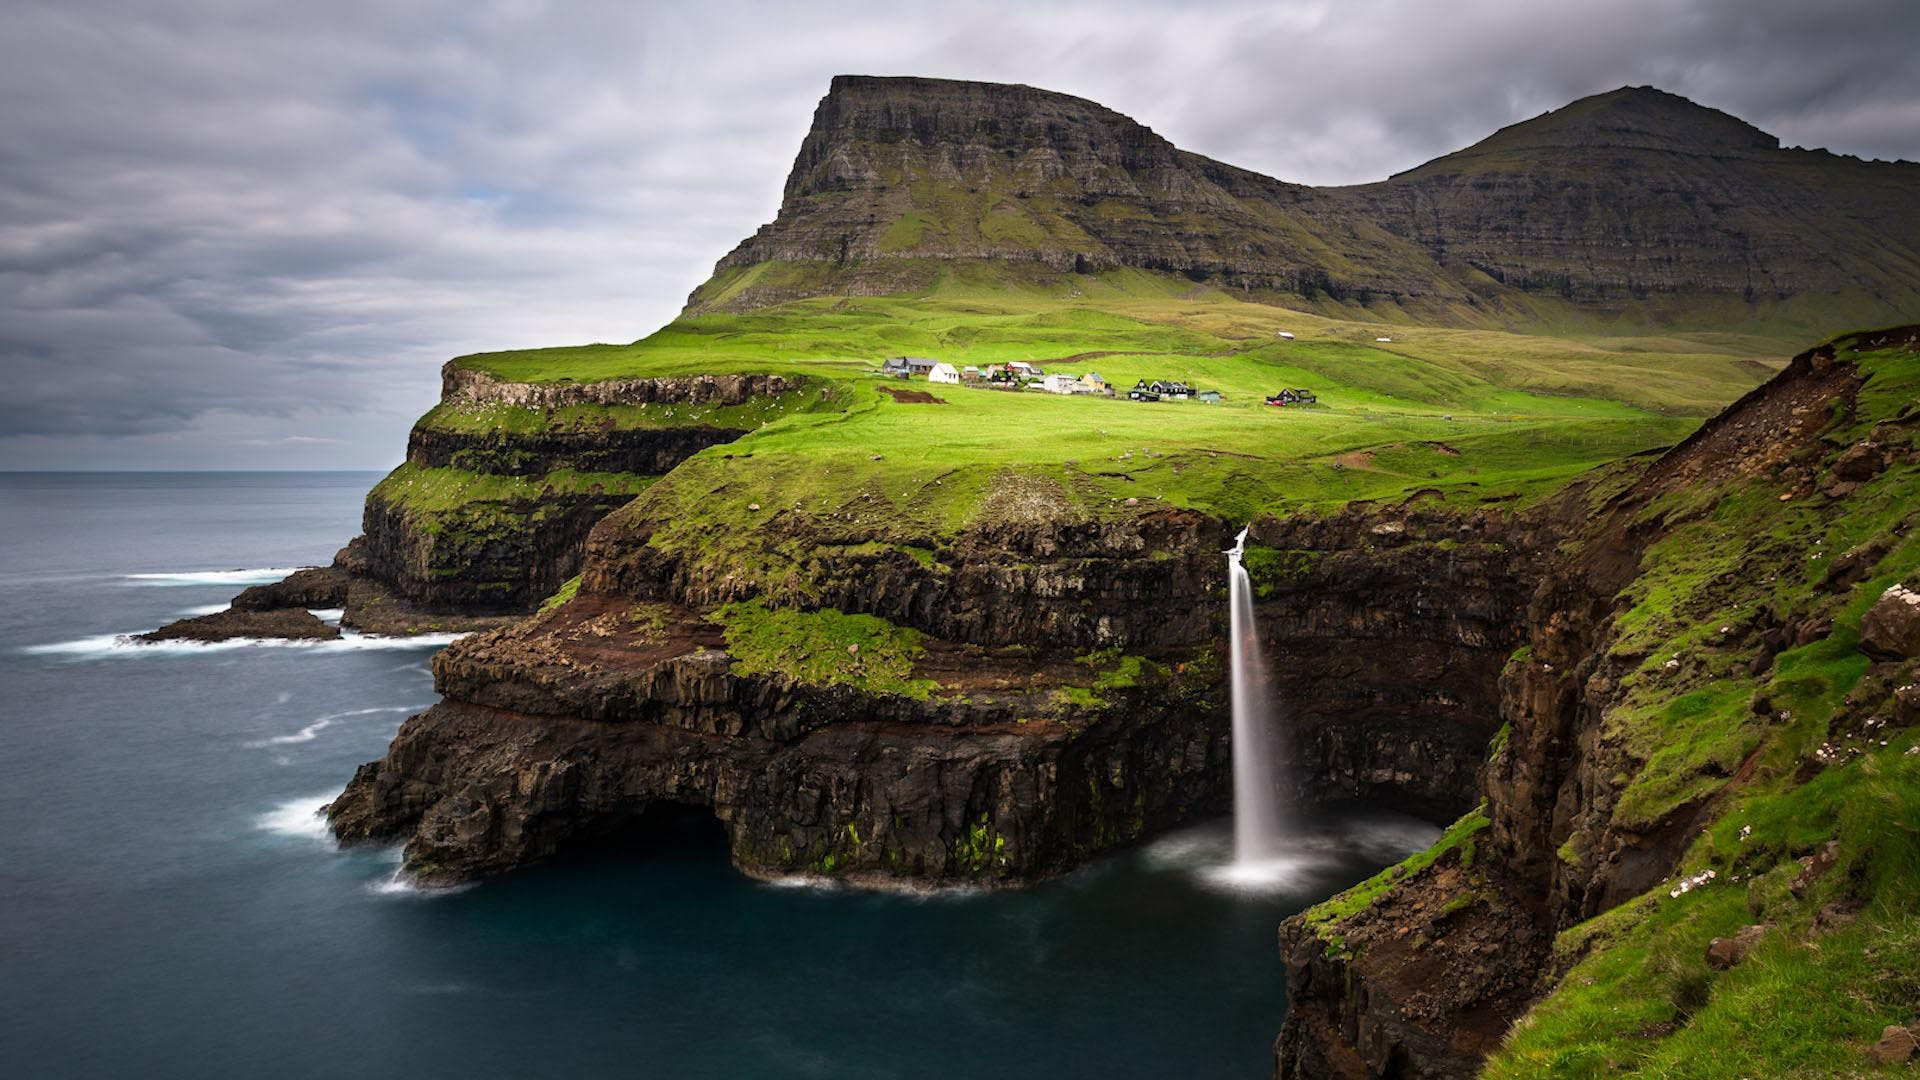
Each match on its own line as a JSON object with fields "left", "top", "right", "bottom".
{"left": 0, "top": 473, "right": 1437, "bottom": 1079}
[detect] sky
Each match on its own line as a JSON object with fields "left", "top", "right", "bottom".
{"left": 2, "top": 0, "right": 1916, "bottom": 470}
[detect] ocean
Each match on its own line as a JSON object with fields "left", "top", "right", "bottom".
{"left": 0, "top": 472, "right": 1437, "bottom": 1079}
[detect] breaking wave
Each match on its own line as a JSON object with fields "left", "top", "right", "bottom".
{"left": 255, "top": 795, "right": 337, "bottom": 842}
{"left": 23, "top": 629, "right": 466, "bottom": 660}
{"left": 246, "top": 704, "right": 427, "bottom": 748}
{"left": 122, "top": 567, "right": 311, "bottom": 587}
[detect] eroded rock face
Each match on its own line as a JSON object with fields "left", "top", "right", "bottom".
{"left": 586, "top": 504, "right": 1230, "bottom": 654}
{"left": 441, "top": 367, "right": 797, "bottom": 409}
{"left": 329, "top": 599, "right": 1228, "bottom": 885}
{"left": 1246, "top": 504, "right": 1556, "bottom": 817}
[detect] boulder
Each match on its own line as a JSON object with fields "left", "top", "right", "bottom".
{"left": 1895, "top": 684, "right": 1920, "bottom": 726}
{"left": 1862, "top": 583, "right": 1920, "bottom": 660}
{"left": 1868, "top": 1025, "right": 1918, "bottom": 1066}
{"left": 1790, "top": 839, "right": 1841, "bottom": 898}
{"left": 1830, "top": 441, "right": 1887, "bottom": 482}
{"left": 1704, "top": 923, "right": 1768, "bottom": 970}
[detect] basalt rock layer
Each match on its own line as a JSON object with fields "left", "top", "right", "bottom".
{"left": 330, "top": 468, "right": 1568, "bottom": 887}
{"left": 329, "top": 595, "right": 1230, "bottom": 885}
{"left": 351, "top": 368, "right": 815, "bottom": 613}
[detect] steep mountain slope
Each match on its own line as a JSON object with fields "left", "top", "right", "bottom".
{"left": 697, "top": 77, "right": 1920, "bottom": 337}
{"left": 1278, "top": 327, "right": 1920, "bottom": 1078}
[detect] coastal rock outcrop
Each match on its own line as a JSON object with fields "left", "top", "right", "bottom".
{"left": 330, "top": 596, "right": 1228, "bottom": 884}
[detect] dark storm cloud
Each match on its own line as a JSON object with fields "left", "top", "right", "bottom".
{"left": 1, "top": 0, "right": 1915, "bottom": 468}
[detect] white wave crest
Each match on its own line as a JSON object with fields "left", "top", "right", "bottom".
{"left": 123, "top": 567, "right": 312, "bottom": 587}
{"left": 368, "top": 868, "right": 472, "bottom": 899}
{"left": 255, "top": 795, "right": 337, "bottom": 842}
{"left": 23, "top": 628, "right": 466, "bottom": 660}
{"left": 180, "top": 603, "right": 232, "bottom": 617}
{"left": 308, "top": 608, "right": 345, "bottom": 625}
{"left": 246, "top": 704, "right": 426, "bottom": 748}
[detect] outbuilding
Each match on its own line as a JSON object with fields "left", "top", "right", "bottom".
{"left": 1196, "top": 389, "right": 1223, "bottom": 404}
{"left": 928, "top": 362, "right": 961, "bottom": 384}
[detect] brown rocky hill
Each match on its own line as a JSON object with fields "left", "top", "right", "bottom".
{"left": 693, "top": 76, "right": 1920, "bottom": 336}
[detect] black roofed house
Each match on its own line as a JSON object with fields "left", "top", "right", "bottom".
{"left": 1148, "top": 380, "right": 1194, "bottom": 400}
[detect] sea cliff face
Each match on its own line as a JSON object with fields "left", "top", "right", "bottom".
{"left": 328, "top": 454, "right": 1562, "bottom": 887}
{"left": 1276, "top": 327, "right": 1920, "bottom": 1078}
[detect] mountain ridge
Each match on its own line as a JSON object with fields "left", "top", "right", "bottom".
{"left": 694, "top": 76, "right": 1920, "bottom": 338}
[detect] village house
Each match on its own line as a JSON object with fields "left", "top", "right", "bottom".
{"left": 961, "top": 365, "right": 983, "bottom": 383}
{"left": 1006, "top": 361, "right": 1045, "bottom": 378}
{"left": 1081, "top": 372, "right": 1108, "bottom": 394}
{"left": 1196, "top": 389, "right": 1223, "bottom": 404}
{"left": 928, "top": 362, "right": 961, "bottom": 384}
{"left": 904, "top": 357, "right": 939, "bottom": 376}
{"left": 1040, "top": 373, "right": 1086, "bottom": 395}
{"left": 1147, "top": 379, "right": 1194, "bottom": 400}
{"left": 879, "top": 357, "right": 911, "bottom": 378}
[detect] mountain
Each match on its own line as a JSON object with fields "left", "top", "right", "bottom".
{"left": 694, "top": 77, "right": 1920, "bottom": 336}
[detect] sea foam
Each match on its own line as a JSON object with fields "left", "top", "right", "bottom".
{"left": 255, "top": 795, "right": 337, "bottom": 842}
{"left": 247, "top": 704, "right": 426, "bottom": 748}
{"left": 23, "top": 628, "right": 466, "bottom": 660}
{"left": 122, "top": 567, "right": 311, "bottom": 587}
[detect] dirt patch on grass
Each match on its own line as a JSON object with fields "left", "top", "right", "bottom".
{"left": 880, "top": 386, "right": 946, "bottom": 404}
{"left": 1426, "top": 441, "right": 1463, "bottom": 456}
{"left": 1334, "top": 450, "right": 1379, "bottom": 469}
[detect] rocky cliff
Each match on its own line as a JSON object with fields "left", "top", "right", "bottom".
{"left": 696, "top": 77, "right": 1920, "bottom": 334}
{"left": 328, "top": 453, "right": 1569, "bottom": 887}
{"left": 1277, "top": 326, "right": 1920, "bottom": 1078}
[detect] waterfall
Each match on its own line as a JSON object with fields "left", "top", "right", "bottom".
{"left": 1227, "top": 527, "right": 1286, "bottom": 863}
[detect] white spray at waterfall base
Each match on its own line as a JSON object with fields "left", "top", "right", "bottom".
{"left": 1227, "top": 526, "right": 1288, "bottom": 867}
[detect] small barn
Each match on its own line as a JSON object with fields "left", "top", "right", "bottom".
{"left": 929, "top": 362, "right": 961, "bottom": 384}
{"left": 961, "top": 365, "right": 983, "bottom": 383}
{"left": 1196, "top": 389, "right": 1223, "bottom": 404}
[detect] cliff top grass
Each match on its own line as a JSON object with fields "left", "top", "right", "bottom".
{"left": 450, "top": 273, "right": 1782, "bottom": 415}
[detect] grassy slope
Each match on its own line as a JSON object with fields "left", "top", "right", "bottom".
{"left": 436, "top": 275, "right": 1783, "bottom": 616}
{"left": 1282, "top": 337, "right": 1920, "bottom": 1076}
{"left": 1482, "top": 340, "right": 1920, "bottom": 1077}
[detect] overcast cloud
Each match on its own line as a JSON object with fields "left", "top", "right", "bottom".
{"left": 1, "top": 0, "right": 1915, "bottom": 469}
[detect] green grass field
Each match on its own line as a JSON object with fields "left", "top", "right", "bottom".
{"left": 382, "top": 277, "right": 1796, "bottom": 599}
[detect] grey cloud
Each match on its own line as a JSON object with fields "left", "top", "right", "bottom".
{"left": 1, "top": 0, "right": 1915, "bottom": 468}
